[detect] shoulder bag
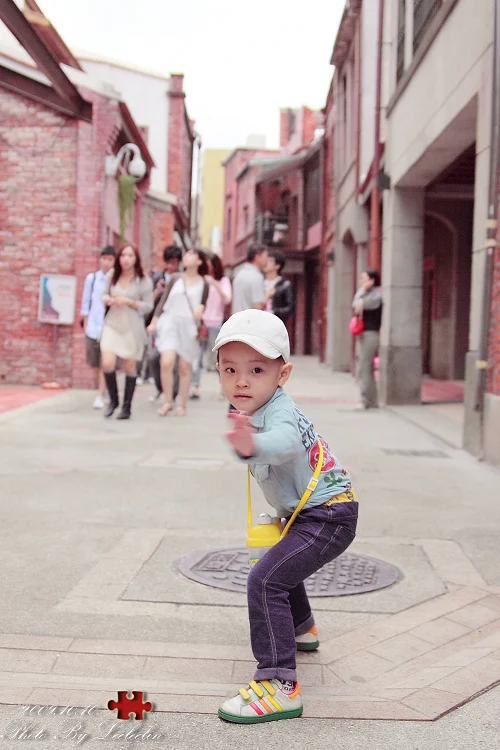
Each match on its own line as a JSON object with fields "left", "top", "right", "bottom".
{"left": 183, "top": 278, "right": 210, "bottom": 340}
{"left": 350, "top": 299, "right": 364, "bottom": 337}
{"left": 247, "top": 440, "right": 324, "bottom": 539}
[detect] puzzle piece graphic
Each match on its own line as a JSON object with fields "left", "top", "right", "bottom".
{"left": 107, "top": 691, "right": 152, "bottom": 720}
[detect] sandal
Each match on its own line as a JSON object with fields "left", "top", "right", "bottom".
{"left": 175, "top": 406, "right": 186, "bottom": 417}
{"left": 157, "top": 402, "right": 173, "bottom": 417}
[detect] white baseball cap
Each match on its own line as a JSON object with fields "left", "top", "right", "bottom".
{"left": 213, "top": 309, "right": 290, "bottom": 362}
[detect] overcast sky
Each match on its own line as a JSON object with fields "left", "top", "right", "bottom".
{"left": 37, "top": 0, "right": 345, "bottom": 150}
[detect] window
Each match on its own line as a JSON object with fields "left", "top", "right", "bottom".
{"left": 396, "top": 0, "right": 406, "bottom": 82}
{"left": 227, "top": 208, "right": 232, "bottom": 240}
{"left": 413, "top": 0, "right": 443, "bottom": 53}
{"left": 304, "top": 154, "right": 321, "bottom": 229}
{"left": 243, "top": 206, "right": 249, "bottom": 232}
{"left": 342, "top": 74, "right": 348, "bottom": 132}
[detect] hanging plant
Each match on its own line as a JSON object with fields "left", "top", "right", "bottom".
{"left": 118, "top": 174, "right": 135, "bottom": 243}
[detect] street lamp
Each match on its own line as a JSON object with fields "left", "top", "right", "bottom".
{"left": 105, "top": 143, "right": 146, "bottom": 181}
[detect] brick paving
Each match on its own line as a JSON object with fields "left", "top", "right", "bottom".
{"left": 0, "top": 587, "right": 499, "bottom": 720}
{"left": 1, "top": 365, "right": 499, "bottom": 731}
{"left": 0, "top": 386, "right": 60, "bottom": 415}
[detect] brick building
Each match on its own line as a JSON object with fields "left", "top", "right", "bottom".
{"left": 79, "top": 55, "right": 197, "bottom": 270}
{"left": 222, "top": 108, "right": 324, "bottom": 355}
{"left": 222, "top": 147, "right": 280, "bottom": 266}
{"left": 0, "top": 0, "right": 154, "bottom": 388}
{"left": 326, "top": 0, "right": 500, "bottom": 465}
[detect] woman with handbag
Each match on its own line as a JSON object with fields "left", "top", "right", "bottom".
{"left": 147, "top": 249, "right": 209, "bottom": 417}
{"left": 100, "top": 244, "right": 153, "bottom": 420}
{"left": 352, "top": 269, "right": 382, "bottom": 410}
{"left": 190, "top": 253, "right": 232, "bottom": 400}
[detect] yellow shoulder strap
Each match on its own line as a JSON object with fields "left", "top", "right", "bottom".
{"left": 246, "top": 439, "right": 324, "bottom": 537}
{"left": 281, "top": 440, "right": 324, "bottom": 538}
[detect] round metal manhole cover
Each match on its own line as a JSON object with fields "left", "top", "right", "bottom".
{"left": 177, "top": 547, "right": 401, "bottom": 597}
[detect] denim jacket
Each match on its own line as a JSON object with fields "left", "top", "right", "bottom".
{"left": 243, "top": 388, "right": 353, "bottom": 517}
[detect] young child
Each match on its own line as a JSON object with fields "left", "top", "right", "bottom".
{"left": 214, "top": 310, "right": 358, "bottom": 724}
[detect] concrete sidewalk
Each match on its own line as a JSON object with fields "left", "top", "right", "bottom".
{"left": 0, "top": 357, "right": 499, "bottom": 746}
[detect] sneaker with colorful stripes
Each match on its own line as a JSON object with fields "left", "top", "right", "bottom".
{"left": 218, "top": 679, "right": 303, "bottom": 723}
{"left": 296, "top": 624, "right": 320, "bottom": 651}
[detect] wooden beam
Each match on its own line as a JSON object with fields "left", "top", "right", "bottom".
{"left": 0, "top": 64, "right": 92, "bottom": 122}
{"left": 23, "top": 8, "right": 50, "bottom": 26}
{"left": 0, "top": 0, "right": 89, "bottom": 118}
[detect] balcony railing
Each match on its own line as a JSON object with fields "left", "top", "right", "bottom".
{"left": 413, "top": 0, "right": 443, "bottom": 53}
{"left": 255, "top": 214, "right": 290, "bottom": 247}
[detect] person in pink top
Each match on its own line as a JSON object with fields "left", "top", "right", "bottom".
{"left": 190, "top": 253, "right": 232, "bottom": 399}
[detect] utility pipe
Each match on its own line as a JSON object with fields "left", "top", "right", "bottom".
{"left": 368, "top": 0, "right": 385, "bottom": 272}
{"left": 474, "top": 0, "right": 500, "bottom": 424}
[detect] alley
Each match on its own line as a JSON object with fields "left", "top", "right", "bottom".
{"left": 0, "top": 358, "right": 499, "bottom": 747}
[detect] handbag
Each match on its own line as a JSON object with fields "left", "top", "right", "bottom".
{"left": 183, "top": 279, "right": 210, "bottom": 340}
{"left": 349, "top": 315, "right": 364, "bottom": 336}
{"left": 197, "top": 323, "right": 209, "bottom": 341}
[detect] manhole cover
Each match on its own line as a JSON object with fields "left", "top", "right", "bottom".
{"left": 177, "top": 548, "right": 401, "bottom": 596}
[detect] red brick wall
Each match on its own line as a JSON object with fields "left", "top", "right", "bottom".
{"left": 167, "top": 74, "right": 194, "bottom": 232}
{"left": 0, "top": 85, "right": 148, "bottom": 388}
{"left": 222, "top": 149, "right": 279, "bottom": 266}
{"left": 142, "top": 198, "right": 174, "bottom": 271}
{"left": 0, "top": 88, "right": 78, "bottom": 387}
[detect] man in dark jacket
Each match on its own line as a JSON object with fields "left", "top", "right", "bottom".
{"left": 265, "top": 249, "right": 295, "bottom": 323}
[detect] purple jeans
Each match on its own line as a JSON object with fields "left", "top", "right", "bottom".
{"left": 247, "top": 501, "right": 358, "bottom": 682}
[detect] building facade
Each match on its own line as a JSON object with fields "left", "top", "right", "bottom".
{"left": 80, "top": 57, "right": 196, "bottom": 267}
{"left": 0, "top": 0, "right": 153, "bottom": 388}
{"left": 222, "top": 108, "right": 325, "bottom": 355}
{"left": 199, "top": 148, "right": 232, "bottom": 254}
{"left": 326, "top": 0, "right": 500, "bottom": 465}
{"left": 222, "top": 147, "right": 280, "bottom": 266}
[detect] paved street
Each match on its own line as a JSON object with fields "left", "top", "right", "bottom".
{"left": 0, "top": 358, "right": 500, "bottom": 748}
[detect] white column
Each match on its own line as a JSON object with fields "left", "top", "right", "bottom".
{"left": 463, "top": 42, "right": 494, "bottom": 455}
{"left": 379, "top": 186, "right": 425, "bottom": 404}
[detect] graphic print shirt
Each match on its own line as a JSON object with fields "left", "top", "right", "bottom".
{"left": 243, "top": 388, "right": 353, "bottom": 517}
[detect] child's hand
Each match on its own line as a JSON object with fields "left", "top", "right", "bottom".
{"left": 225, "top": 413, "right": 255, "bottom": 457}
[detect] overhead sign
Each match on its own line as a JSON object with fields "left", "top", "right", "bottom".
{"left": 38, "top": 274, "right": 77, "bottom": 326}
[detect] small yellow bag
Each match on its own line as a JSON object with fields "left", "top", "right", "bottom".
{"left": 246, "top": 441, "right": 324, "bottom": 566}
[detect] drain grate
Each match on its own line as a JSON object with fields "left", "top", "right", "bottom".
{"left": 382, "top": 448, "right": 449, "bottom": 458}
{"left": 178, "top": 548, "right": 402, "bottom": 596}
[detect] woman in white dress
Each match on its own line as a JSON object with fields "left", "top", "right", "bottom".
{"left": 147, "top": 249, "right": 209, "bottom": 417}
{"left": 100, "top": 245, "right": 153, "bottom": 420}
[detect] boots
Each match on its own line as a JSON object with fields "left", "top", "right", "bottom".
{"left": 103, "top": 371, "right": 119, "bottom": 418}
{"left": 117, "top": 375, "right": 137, "bottom": 420}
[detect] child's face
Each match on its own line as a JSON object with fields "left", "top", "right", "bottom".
{"left": 217, "top": 341, "right": 292, "bottom": 414}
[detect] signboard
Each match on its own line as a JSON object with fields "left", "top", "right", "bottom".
{"left": 38, "top": 274, "right": 77, "bottom": 326}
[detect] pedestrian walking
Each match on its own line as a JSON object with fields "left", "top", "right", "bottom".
{"left": 79, "top": 246, "right": 116, "bottom": 409}
{"left": 264, "top": 249, "right": 294, "bottom": 323}
{"left": 190, "top": 253, "right": 232, "bottom": 400}
{"left": 147, "top": 249, "right": 209, "bottom": 417}
{"left": 232, "top": 244, "right": 268, "bottom": 314}
{"left": 214, "top": 310, "right": 358, "bottom": 723}
{"left": 146, "top": 245, "right": 183, "bottom": 400}
{"left": 352, "top": 269, "right": 382, "bottom": 410}
{"left": 100, "top": 245, "right": 153, "bottom": 420}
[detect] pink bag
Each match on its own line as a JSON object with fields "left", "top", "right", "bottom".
{"left": 349, "top": 315, "right": 364, "bottom": 337}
